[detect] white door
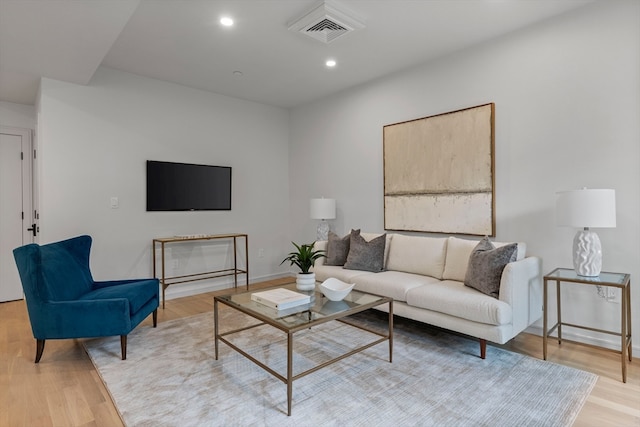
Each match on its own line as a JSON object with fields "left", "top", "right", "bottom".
{"left": 0, "top": 127, "right": 34, "bottom": 302}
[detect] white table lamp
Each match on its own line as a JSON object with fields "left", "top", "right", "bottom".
{"left": 310, "top": 198, "right": 336, "bottom": 241}
{"left": 556, "top": 188, "right": 616, "bottom": 277}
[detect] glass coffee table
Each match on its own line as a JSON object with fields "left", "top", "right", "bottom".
{"left": 214, "top": 282, "right": 393, "bottom": 416}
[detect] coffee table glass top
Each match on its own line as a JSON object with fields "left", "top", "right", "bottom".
{"left": 216, "top": 282, "right": 388, "bottom": 331}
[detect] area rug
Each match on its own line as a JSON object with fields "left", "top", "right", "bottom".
{"left": 84, "top": 307, "right": 597, "bottom": 427}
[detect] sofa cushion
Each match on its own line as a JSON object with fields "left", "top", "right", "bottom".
{"left": 344, "top": 230, "right": 386, "bottom": 272}
{"left": 354, "top": 271, "right": 441, "bottom": 302}
{"left": 406, "top": 280, "right": 513, "bottom": 325}
{"left": 464, "top": 237, "right": 517, "bottom": 298}
{"left": 386, "top": 234, "right": 447, "bottom": 279}
{"left": 313, "top": 264, "right": 373, "bottom": 283}
{"left": 325, "top": 231, "right": 352, "bottom": 266}
{"left": 442, "top": 237, "right": 526, "bottom": 282}
{"left": 81, "top": 279, "right": 158, "bottom": 315}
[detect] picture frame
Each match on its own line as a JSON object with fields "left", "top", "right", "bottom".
{"left": 383, "top": 103, "right": 495, "bottom": 236}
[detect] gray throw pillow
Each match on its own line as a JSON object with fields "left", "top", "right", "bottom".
{"left": 325, "top": 231, "right": 352, "bottom": 266}
{"left": 464, "top": 237, "right": 517, "bottom": 299}
{"left": 343, "top": 230, "right": 386, "bottom": 272}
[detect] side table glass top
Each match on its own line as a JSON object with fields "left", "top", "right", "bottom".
{"left": 217, "top": 282, "right": 388, "bottom": 330}
{"left": 545, "top": 268, "right": 630, "bottom": 286}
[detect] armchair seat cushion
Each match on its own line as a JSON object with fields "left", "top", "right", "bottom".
{"left": 81, "top": 279, "right": 159, "bottom": 315}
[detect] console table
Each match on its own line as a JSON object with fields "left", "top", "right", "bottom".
{"left": 543, "top": 268, "right": 631, "bottom": 382}
{"left": 153, "top": 233, "right": 249, "bottom": 308}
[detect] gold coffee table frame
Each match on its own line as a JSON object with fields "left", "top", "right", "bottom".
{"left": 214, "top": 283, "right": 393, "bottom": 416}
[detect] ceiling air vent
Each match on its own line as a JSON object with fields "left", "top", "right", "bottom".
{"left": 288, "top": 0, "right": 365, "bottom": 44}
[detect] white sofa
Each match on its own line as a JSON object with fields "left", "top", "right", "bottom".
{"left": 312, "top": 233, "right": 542, "bottom": 358}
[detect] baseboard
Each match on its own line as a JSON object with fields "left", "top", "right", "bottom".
{"left": 163, "top": 273, "right": 291, "bottom": 300}
{"left": 525, "top": 325, "right": 639, "bottom": 358}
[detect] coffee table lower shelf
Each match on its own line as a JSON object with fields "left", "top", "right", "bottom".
{"left": 214, "top": 290, "right": 393, "bottom": 416}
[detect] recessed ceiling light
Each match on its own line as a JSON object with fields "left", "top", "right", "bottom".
{"left": 326, "top": 59, "right": 337, "bottom": 68}
{"left": 220, "top": 16, "right": 234, "bottom": 27}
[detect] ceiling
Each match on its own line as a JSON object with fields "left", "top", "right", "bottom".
{"left": 0, "top": 0, "right": 595, "bottom": 108}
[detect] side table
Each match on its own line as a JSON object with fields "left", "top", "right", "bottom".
{"left": 543, "top": 268, "right": 632, "bottom": 382}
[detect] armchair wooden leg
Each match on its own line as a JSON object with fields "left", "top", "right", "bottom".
{"left": 479, "top": 339, "right": 487, "bottom": 359}
{"left": 121, "top": 335, "right": 127, "bottom": 360}
{"left": 153, "top": 309, "right": 158, "bottom": 327}
{"left": 35, "top": 339, "right": 45, "bottom": 363}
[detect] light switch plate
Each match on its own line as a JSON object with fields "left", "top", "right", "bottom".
{"left": 110, "top": 197, "right": 119, "bottom": 209}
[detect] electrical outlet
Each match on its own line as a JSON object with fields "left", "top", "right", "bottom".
{"left": 172, "top": 259, "right": 179, "bottom": 269}
{"left": 258, "top": 248, "right": 265, "bottom": 258}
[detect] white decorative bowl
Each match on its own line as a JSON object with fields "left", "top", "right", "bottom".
{"left": 318, "top": 278, "right": 355, "bottom": 301}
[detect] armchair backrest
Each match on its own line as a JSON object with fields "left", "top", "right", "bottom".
{"left": 13, "top": 235, "right": 95, "bottom": 303}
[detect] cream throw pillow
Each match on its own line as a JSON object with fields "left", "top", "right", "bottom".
{"left": 443, "top": 237, "right": 526, "bottom": 282}
{"left": 385, "top": 234, "right": 447, "bottom": 279}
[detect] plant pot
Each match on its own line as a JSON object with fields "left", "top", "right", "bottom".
{"left": 296, "top": 272, "right": 316, "bottom": 291}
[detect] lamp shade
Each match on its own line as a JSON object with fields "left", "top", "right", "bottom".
{"left": 310, "top": 198, "right": 336, "bottom": 220}
{"left": 556, "top": 189, "right": 616, "bottom": 228}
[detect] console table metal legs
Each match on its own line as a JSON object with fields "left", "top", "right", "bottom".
{"left": 153, "top": 234, "right": 249, "bottom": 308}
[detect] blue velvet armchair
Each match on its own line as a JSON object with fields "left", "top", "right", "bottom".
{"left": 13, "top": 235, "right": 159, "bottom": 362}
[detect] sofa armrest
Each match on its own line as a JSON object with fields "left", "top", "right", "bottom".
{"left": 498, "top": 256, "right": 543, "bottom": 335}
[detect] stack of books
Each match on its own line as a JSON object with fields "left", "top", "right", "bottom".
{"left": 251, "top": 288, "right": 311, "bottom": 310}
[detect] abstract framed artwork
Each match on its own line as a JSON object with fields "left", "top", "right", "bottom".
{"left": 383, "top": 103, "right": 495, "bottom": 236}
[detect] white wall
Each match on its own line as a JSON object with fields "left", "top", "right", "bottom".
{"left": 37, "top": 67, "right": 292, "bottom": 298}
{"left": 0, "top": 101, "right": 36, "bottom": 129}
{"left": 290, "top": 1, "right": 640, "bottom": 352}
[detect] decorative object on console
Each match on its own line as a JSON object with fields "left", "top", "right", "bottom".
{"left": 318, "top": 277, "right": 355, "bottom": 301}
{"left": 310, "top": 198, "right": 336, "bottom": 240}
{"left": 556, "top": 188, "right": 616, "bottom": 277}
{"left": 280, "top": 241, "right": 326, "bottom": 290}
{"left": 464, "top": 237, "right": 517, "bottom": 298}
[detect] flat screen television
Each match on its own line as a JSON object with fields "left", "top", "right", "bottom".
{"left": 146, "top": 160, "right": 232, "bottom": 211}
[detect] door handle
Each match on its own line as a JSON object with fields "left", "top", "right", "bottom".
{"left": 27, "top": 223, "right": 37, "bottom": 237}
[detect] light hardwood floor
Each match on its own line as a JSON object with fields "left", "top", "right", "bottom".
{"left": 1, "top": 277, "right": 638, "bottom": 426}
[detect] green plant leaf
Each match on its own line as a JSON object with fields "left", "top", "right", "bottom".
{"left": 280, "top": 241, "right": 326, "bottom": 274}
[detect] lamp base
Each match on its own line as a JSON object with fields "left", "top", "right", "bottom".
{"left": 573, "top": 228, "right": 602, "bottom": 277}
{"left": 316, "top": 220, "right": 330, "bottom": 241}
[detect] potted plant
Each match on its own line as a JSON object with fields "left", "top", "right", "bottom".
{"left": 281, "top": 242, "right": 326, "bottom": 290}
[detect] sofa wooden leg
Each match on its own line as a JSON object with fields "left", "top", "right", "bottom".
{"left": 121, "top": 335, "right": 127, "bottom": 360}
{"left": 480, "top": 339, "right": 486, "bottom": 359}
{"left": 35, "top": 339, "right": 45, "bottom": 363}
{"left": 153, "top": 309, "right": 158, "bottom": 327}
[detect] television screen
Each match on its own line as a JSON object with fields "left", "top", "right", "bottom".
{"left": 146, "top": 160, "right": 231, "bottom": 211}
